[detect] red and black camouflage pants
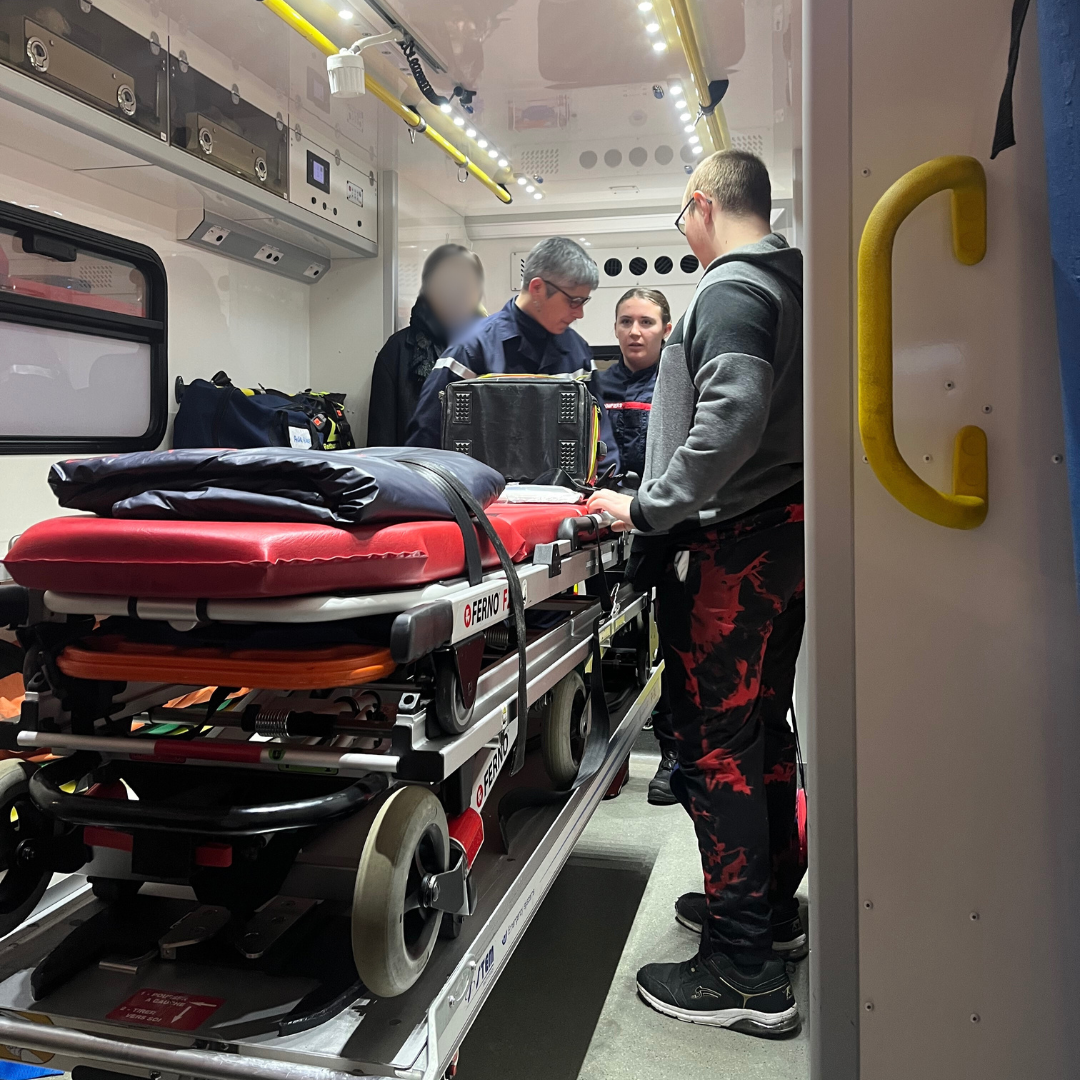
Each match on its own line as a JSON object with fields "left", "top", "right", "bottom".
{"left": 655, "top": 493, "right": 805, "bottom": 963}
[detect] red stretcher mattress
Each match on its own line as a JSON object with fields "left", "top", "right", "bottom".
{"left": 3, "top": 502, "right": 586, "bottom": 599}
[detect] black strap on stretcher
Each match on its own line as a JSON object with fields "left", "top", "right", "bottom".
{"left": 398, "top": 459, "right": 531, "bottom": 774}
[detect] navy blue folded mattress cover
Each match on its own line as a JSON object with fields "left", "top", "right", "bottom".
{"left": 48, "top": 446, "right": 505, "bottom": 527}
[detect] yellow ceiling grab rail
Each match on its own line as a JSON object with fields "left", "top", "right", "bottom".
{"left": 668, "top": 0, "right": 730, "bottom": 153}
{"left": 257, "top": 0, "right": 512, "bottom": 204}
{"left": 857, "top": 155, "right": 989, "bottom": 530}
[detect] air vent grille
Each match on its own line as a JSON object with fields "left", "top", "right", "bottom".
{"left": 730, "top": 132, "right": 765, "bottom": 156}
{"left": 520, "top": 148, "right": 559, "bottom": 176}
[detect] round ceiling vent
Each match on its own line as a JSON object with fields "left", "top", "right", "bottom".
{"left": 654, "top": 255, "right": 673, "bottom": 275}
{"left": 628, "top": 146, "right": 648, "bottom": 167}
{"left": 579, "top": 149, "right": 598, "bottom": 169}
{"left": 604, "top": 258, "right": 623, "bottom": 277}
{"left": 628, "top": 256, "right": 648, "bottom": 276}
{"left": 680, "top": 144, "right": 697, "bottom": 163}
{"left": 654, "top": 144, "right": 674, "bottom": 165}
{"left": 604, "top": 148, "right": 623, "bottom": 168}
{"left": 680, "top": 254, "right": 700, "bottom": 273}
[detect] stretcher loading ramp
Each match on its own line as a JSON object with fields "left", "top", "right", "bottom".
{"left": 0, "top": 666, "right": 662, "bottom": 1080}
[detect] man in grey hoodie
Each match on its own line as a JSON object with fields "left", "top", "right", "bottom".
{"left": 587, "top": 150, "right": 806, "bottom": 1037}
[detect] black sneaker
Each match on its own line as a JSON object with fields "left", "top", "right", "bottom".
{"left": 636, "top": 952, "right": 799, "bottom": 1036}
{"left": 770, "top": 913, "right": 809, "bottom": 961}
{"left": 674, "top": 893, "right": 809, "bottom": 961}
{"left": 647, "top": 752, "right": 679, "bottom": 806}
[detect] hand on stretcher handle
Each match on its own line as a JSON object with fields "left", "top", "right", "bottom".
{"left": 556, "top": 511, "right": 619, "bottom": 547}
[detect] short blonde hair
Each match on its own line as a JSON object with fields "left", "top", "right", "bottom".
{"left": 683, "top": 150, "right": 772, "bottom": 222}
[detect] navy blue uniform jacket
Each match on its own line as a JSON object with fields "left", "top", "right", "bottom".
{"left": 594, "top": 357, "right": 658, "bottom": 478}
{"left": 404, "top": 296, "right": 620, "bottom": 471}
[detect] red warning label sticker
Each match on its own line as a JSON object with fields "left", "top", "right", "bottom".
{"left": 107, "top": 989, "right": 225, "bottom": 1031}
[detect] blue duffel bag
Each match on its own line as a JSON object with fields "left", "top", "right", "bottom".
{"left": 173, "top": 371, "right": 353, "bottom": 451}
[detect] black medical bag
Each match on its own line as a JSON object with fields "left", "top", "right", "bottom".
{"left": 174, "top": 371, "right": 355, "bottom": 451}
{"left": 440, "top": 375, "right": 601, "bottom": 483}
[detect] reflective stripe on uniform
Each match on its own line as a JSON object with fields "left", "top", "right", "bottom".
{"left": 434, "top": 357, "right": 480, "bottom": 380}
{"left": 604, "top": 401, "right": 652, "bottom": 410}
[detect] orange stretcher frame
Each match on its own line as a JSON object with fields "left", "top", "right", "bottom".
{"left": 57, "top": 637, "right": 396, "bottom": 691}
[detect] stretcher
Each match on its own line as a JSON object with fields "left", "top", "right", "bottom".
{"left": 0, "top": 493, "right": 661, "bottom": 1080}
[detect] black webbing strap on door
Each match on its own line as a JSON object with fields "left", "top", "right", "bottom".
{"left": 991, "top": 0, "right": 1032, "bottom": 159}
{"left": 398, "top": 458, "right": 530, "bottom": 774}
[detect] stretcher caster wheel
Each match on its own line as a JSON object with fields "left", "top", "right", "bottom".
{"left": 635, "top": 616, "right": 651, "bottom": 689}
{"left": 434, "top": 652, "right": 474, "bottom": 736}
{"left": 0, "top": 760, "right": 53, "bottom": 936}
{"left": 540, "top": 670, "right": 588, "bottom": 789}
{"left": 352, "top": 785, "right": 449, "bottom": 998}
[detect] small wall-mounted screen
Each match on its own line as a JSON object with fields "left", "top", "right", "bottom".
{"left": 307, "top": 150, "right": 331, "bottom": 194}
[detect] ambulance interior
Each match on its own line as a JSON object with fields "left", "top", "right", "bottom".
{"left": 0, "top": 0, "right": 1076, "bottom": 1078}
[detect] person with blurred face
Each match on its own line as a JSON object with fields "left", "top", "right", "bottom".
{"left": 587, "top": 150, "right": 806, "bottom": 1036}
{"left": 367, "top": 245, "right": 484, "bottom": 446}
{"left": 405, "top": 236, "right": 619, "bottom": 471}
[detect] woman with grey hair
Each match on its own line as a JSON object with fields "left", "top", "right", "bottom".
{"left": 405, "top": 237, "right": 619, "bottom": 471}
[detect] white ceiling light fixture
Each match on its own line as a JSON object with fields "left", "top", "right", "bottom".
{"left": 670, "top": 83, "right": 683, "bottom": 96}
{"left": 517, "top": 176, "right": 528, "bottom": 186}
{"left": 439, "top": 103, "right": 452, "bottom": 114}
{"left": 339, "top": 8, "right": 353, "bottom": 19}
{"left": 466, "top": 127, "right": 476, "bottom": 137}
{"left": 533, "top": 192, "right": 543, "bottom": 200}
{"left": 526, "top": 184, "right": 535, "bottom": 193}
{"left": 487, "top": 148, "right": 499, "bottom": 159}
{"left": 453, "top": 115, "right": 465, "bottom": 126}
{"left": 679, "top": 111, "right": 691, "bottom": 122}
{"left": 683, "top": 123, "right": 695, "bottom": 132}
{"left": 689, "top": 135, "right": 700, "bottom": 144}
{"left": 477, "top": 138, "right": 489, "bottom": 148}
{"left": 645, "top": 21, "right": 660, "bottom": 32}
{"left": 652, "top": 40, "right": 667, "bottom": 51}
{"left": 498, "top": 157, "right": 508, "bottom": 167}
{"left": 638, "top": 1, "right": 653, "bottom": 9}
{"left": 692, "top": 144, "right": 704, "bottom": 154}
{"left": 675, "top": 99, "right": 687, "bottom": 109}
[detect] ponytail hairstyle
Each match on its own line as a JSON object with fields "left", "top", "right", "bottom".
{"left": 614, "top": 287, "right": 671, "bottom": 326}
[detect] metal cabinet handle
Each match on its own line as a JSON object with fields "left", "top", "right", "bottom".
{"left": 858, "top": 155, "right": 989, "bottom": 529}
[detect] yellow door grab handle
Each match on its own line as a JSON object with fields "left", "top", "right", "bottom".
{"left": 857, "top": 155, "right": 988, "bottom": 529}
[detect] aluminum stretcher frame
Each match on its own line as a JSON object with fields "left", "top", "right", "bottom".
{"left": 0, "top": 654, "right": 663, "bottom": 1080}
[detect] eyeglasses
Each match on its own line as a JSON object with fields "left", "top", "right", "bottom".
{"left": 675, "top": 194, "right": 711, "bottom": 235}
{"left": 541, "top": 279, "right": 592, "bottom": 309}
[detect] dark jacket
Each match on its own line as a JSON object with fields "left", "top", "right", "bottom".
{"left": 404, "top": 296, "right": 620, "bottom": 471}
{"left": 630, "top": 233, "right": 803, "bottom": 533}
{"left": 366, "top": 297, "right": 447, "bottom": 446}
{"left": 594, "top": 357, "right": 658, "bottom": 478}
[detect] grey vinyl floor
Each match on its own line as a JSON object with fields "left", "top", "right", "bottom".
{"left": 456, "top": 731, "right": 810, "bottom": 1080}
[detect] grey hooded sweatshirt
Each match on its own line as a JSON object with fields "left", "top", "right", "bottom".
{"left": 629, "top": 233, "right": 803, "bottom": 534}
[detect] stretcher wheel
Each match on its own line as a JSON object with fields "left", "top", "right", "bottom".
{"left": 0, "top": 760, "right": 52, "bottom": 936}
{"left": 635, "top": 615, "right": 651, "bottom": 689}
{"left": 541, "top": 670, "right": 588, "bottom": 789}
{"left": 352, "top": 785, "right": 449, "bottom": 998}
{"left": 434, "top": 653, "right": 474, "bottom": 736}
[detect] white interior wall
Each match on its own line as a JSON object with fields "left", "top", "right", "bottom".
{"left": 822, "top": 2, "right": 1080, "bottom": 1077}
{"left": 0, "top": 146, "right": 310, "bottom": 548}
